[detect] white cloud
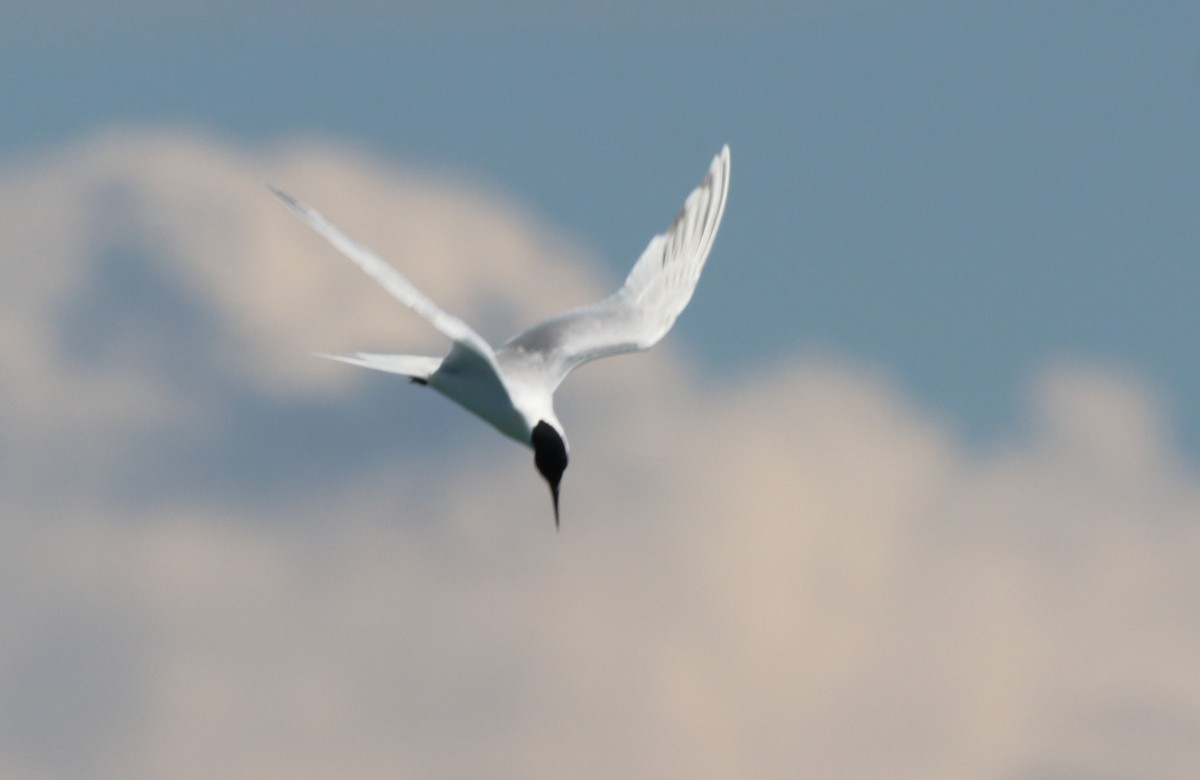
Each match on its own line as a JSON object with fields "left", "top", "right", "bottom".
{"left": 1, "top": 130, "right": 1198, "bottom": 779}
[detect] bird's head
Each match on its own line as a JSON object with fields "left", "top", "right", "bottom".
{"left": 531, "top": 420, "right": 569, "bottom": 529}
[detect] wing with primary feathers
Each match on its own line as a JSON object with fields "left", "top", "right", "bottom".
{"left": 500, "top": 145, "right": 731, "bottom": 386}
{"left": 269, "top": 185, "right": 499, "bottom": 373}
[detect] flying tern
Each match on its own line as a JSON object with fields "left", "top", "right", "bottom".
{"left": 270, "top": 145, "right": 730, "bottom": 528}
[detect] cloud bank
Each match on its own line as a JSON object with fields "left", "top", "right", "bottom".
{"left": 1, "top": 130, "right": 1198, "bottom": 779}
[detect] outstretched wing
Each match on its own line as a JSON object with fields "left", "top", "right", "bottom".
{"left": 269, "top": 185, "right": 500, "bottom": 373}
{"left": 499, "top": 145, "right": 730, "bottom": 387}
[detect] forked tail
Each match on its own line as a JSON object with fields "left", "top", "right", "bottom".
{"left": 318, "top": 353, "right": 442, "bottom": 383}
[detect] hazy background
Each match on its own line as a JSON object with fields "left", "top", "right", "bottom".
{"left": 2, "top": 3, "right": 1199, "bottom": 778}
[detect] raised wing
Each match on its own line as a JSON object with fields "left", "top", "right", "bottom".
{"left": 499, "top": 145, "right": 730, "bottom": 387}
{"left": 269, "top": 185, "right": 498, "bottom": 369}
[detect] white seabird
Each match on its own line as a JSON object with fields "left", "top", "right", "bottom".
{"left": 271, "top": 145, "right": 730, "bottom": 527}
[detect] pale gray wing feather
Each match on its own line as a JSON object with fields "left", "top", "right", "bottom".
{"left": 269, "top": 185, "right": 500, "bottom": 373}
{"left": 500, "top": 145, "right": 730, "bottom": 386}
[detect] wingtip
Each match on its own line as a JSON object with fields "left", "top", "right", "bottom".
{"left": 710, "top": 145, "right": 731, "bottom": 180}
{"left": 266, "top": 182, "right": 299, "bottom": 208}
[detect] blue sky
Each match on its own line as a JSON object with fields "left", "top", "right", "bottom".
{"left": 5, "top": 1, "right": 1199, "bottom": 449}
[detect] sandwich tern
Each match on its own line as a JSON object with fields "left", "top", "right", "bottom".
{"left": 270, "top": 145, "right": 730, "bottom": 528}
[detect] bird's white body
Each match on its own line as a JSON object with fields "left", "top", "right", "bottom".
{"left": 271, "top": 146, "right": 731, "bottom": 524}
